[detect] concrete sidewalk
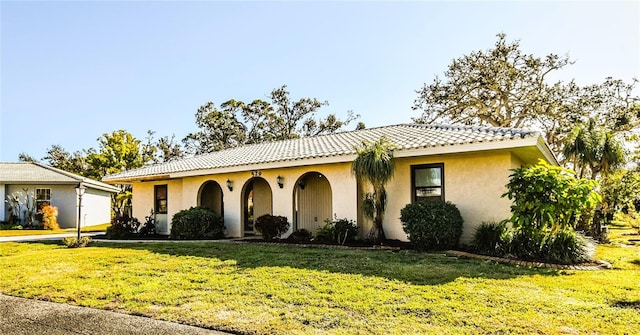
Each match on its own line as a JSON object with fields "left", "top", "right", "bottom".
{"left": 0, "top": 232, "right": 104, "bottom": 243}
{"left": 0, "top": 294, "right": 231, "bottom": 335}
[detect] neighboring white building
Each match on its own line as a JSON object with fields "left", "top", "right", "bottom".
{"left": 103, "top": 124, "right": 556, "bottom": 242}
{"left": 0, "top": 162, "right": 120, "bottom": 228}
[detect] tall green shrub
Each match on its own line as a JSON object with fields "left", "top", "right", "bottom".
{"left": 503, "top": 161, "right": 600, "bottom": 233}
{"left": 400, "top": 201, "right": 463, "bottom": 250}
{"left": 502, "top": 161, "right": 600, "bottom": 264}
{"left": 170, "top": 207, "right": 224, "bottom": 240}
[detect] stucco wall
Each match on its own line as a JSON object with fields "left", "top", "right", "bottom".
{"left": 81, "top": 188, "right": 113, "bottom": 227}
{"left": 0, "top": 184, "right": 5, "bottom": 222}
{"left": 131, "top": 163, "right": 358, "bottom": 237}
{"left": 127, "top": 151, "right": 523, "bottom": 243}
{"left": 384, "top": 151, "right": 514, "bottom": 243}
{"left": 4, "top": 184, "right": 111, "bottom": 228}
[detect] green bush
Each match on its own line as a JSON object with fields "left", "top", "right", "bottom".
{"left": 503, "top": 161, "right": 600, "bottom": 232}
{"left": 313, "top": 218, "right": 359, "bottom": 245}
{"left": 63, "top": 236, "right": 92, "bottom": 248}
{"left": 314, "top": 223, "right": 335, "bottom": 243}
{"left": 255, "top": 214, "right": 290, "bottom": 240}
{"left": 472, "top": 221, "right": 509, "bottom": 256}
{"left": 170, "top": 207, "right": 224, "bottom": 240}
{"left": 106, "top": 215, "right": 141, "bottom": 239}
{"left": 400, "top": 201, "right": 464, "bottom": 250}
{"left": 138, "top": 210, "right": 157, "bottom": 237}
{"left": 287, "top": 229, "right": 313, "bottom": 243}
{"left": 332, "top": 218, "right": 359, "bottom": 245}
{"left": 502, "top": 161, "right": 601, "bottom": 264}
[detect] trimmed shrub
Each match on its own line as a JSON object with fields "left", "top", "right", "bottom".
{"left": 254, "top": 214, "right": 290, "bottom": 241}
{"left": 170, "top": 207, "right": 224, "bottom": 240}
{"left": 472, "top": 221, "right": 508, "bottom": 256}
{"left": 400, "top": 201, "right": 464, "bottom": 250}
{"left": 106, "top": 215, "right": 141, "bottom": 239}
{"left": 287, "top": 229, "right": 313, "bottom": 243}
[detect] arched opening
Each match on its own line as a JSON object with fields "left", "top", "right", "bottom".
{"left": 242, "top": 177, "right": 273, "bottom": 236}
{"left": 197, "top": 181, "right": 224, "bottom": 218}
{"left": 293, "top": 172, "right": 333, "bottom": 232}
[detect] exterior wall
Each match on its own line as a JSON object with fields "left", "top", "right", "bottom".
{"left": 0, "top": 184, "right": 5, "bottom": 222}
{"left": 4, "top": 184, "right": 111, "bottom": 228}
{"left": 81, "top": 188, "right": 113, "bottom": 227}
{"left": 384, "top": 151, "right": 514, "bottom": 243}
{"left": 132, "top": 179, "right": 183, "bottom": 234}
{"left": 132, "top": 162, "right": 358, "bottom": 237}
{"left": 127, "top": 151, "right": 525, "bottom": 243}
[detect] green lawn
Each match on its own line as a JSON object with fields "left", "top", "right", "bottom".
{"left": 0, "top": 223, "right": 110, "bottom": 237}
{"left": 0, "top": 226, "right": 638, "bottom": 334}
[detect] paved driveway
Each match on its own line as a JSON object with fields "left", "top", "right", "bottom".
{"left": 0, "top": 294, "right": 231, "bottom": 335}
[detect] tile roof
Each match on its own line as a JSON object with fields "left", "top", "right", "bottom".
{"left": 103, "top": 123, "right": 540, "bottom": 182}
{"left": 0, "top": 162, "right": 120, "bottom": 192}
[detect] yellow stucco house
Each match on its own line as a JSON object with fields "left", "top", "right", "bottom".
{"left": 103, "top": 124, "right": 555, "bottom": 242}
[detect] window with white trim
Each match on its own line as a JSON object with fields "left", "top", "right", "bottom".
{"left": 35, "top": 188, "right": 51, "bottom": 211}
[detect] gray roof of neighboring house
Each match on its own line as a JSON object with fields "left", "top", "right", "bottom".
{"left": 0, "top": 162, "right": 120, "bottom": 193}
{"left": 103, "top": 123, "right": 542, "bottom": 182}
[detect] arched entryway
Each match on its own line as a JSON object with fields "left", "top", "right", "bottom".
{"left": 198, "top": 181, "right": 224, "bottom": 217}
{"left": 293, "top": 172, "right": 333, "bottom": 232}
{"left": 242, "top": 178, "right": 273, "bottom": 236}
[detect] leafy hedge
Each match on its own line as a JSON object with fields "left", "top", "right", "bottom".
{"left": 170, "top": 207, "right": 224, "bottom": 240}
{"left": 400, "top": 201, "right": 463, "bottom": 250}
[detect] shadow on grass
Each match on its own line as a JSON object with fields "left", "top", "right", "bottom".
{"left": 79, "top": 241, "right": 560, "bottom": 286}
{"left": 611, "top": 300, "right": 640, "bottom": 309}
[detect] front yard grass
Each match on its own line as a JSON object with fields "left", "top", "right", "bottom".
{"left": 0, "top": 226, "right": 638, "bottom": 334}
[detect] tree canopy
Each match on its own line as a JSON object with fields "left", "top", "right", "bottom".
{"left": 412, "top": 33, "right": 639, "bottom": 156}
{"left": 183, "top": 85, "right": 358, "bottom": 155}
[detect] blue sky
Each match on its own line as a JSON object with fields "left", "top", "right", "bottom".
{"left": 1, "top": 1, "right": 638, "bottom": 162}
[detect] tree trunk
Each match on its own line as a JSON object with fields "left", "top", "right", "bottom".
{"left": 369, "top": 191, "right": 387, "bottom": 243}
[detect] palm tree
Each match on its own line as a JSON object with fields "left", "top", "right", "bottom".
{"left": 563, "top": 119, "right": 626, "bottom": 240}
{"left": 351, "top": 137, "right": 395, "bottom": 242}
{"left": 563, "top": 119, "right": 625, "bottom": 180}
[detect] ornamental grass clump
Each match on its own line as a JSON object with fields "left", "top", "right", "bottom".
{"left": 472, "top": 221, "right": 509, "bottom": 256}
